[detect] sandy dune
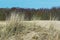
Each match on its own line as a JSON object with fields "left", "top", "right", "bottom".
{"left": 21, "top": 20, "right": 60, "bottom": 30}
{"left": 0, "top": 21, "right": 7, "bottom": 25}
{"left": 0, "top": 20, "right": 60, "bottom": 30}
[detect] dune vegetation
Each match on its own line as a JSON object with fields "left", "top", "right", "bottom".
{"left": 0, "top": 13, "right": 60, "bottom": 40}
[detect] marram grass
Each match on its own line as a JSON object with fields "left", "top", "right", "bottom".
{"left": 0, "top": 14, "right": 60, "bottom": 40}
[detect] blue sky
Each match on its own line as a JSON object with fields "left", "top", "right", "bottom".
{"left": 0, "top": 0, "right": 60, "bottom": 9}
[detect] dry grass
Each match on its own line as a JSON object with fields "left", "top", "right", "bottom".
{"left": 0, "top": 14, "right": 60, "bottom": 40}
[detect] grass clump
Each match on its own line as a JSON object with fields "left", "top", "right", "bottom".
{"left": 0, "top": 14, "right": 60, "bottom": 40}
